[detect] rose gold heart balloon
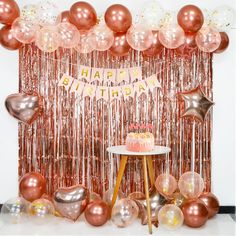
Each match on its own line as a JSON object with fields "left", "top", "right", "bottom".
{"left": 53, "top": 185, "right": 89, "bottom": 221}
{"left": 5, "top": 93, "right": 42, "bottom": 124}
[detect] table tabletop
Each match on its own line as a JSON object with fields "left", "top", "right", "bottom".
{"left": 106, "top": 145, "right": 171, "bottom": 156}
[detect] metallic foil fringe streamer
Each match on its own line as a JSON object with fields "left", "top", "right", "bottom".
{"left": 18, "top": 44, "right": 212, "bottom": 196}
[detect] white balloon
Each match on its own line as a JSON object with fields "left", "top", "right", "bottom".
{"left": 0, "top": 197, "right": 29, "bottom": 224}
{"left": 36, "top": 0, "right": 61, "bottom": 26}
{"left": 202, "top": 8, "right": 213, "bottom": 27}
{"left": 141, "top": 0, "right": 164, "bottom": 30}
{"left": 21, "top": 4, "right": 38, "bottom": 23}
{"left": 211, "top": 5, "right": 236, "bottom": 31}
{"left": 159, "top": 11, "right": 177, "bottom": 28}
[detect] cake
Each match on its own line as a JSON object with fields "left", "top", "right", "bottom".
{"left": 125, "top": 132, "right": 155, "bottom": 152}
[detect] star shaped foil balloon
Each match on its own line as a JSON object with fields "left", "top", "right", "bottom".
{"left": 130, "top": 189, "right": 166, "bottom": 227}
{"left": 180, "top": 86, "right": 214, "bottom": 122}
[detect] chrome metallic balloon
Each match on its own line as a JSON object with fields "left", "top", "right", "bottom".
{"left": 131, "top": 189, "right": 166, "bottom": 226}
{"left": 5, "top": 93, "right": 42, "bottom": 124}
{"left": 180, "top": 86, "right": 214, "bottom": 122}
{"left": 0, "top": 197, "right": 29, "bottom": 224}
{"left": 111, "top": 198, "right": 139, "bottom": 227}
{"left": 53, "top": 185, "right": 89, "bottom": 221}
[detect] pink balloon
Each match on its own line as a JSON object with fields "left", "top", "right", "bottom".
{"left": 35, "top": 26, "right": 59, "bottom": 52}
{"left": 12, "top": 17, "right": 39, "bottom": 44}
{"left": 178, "top": 172, "right": 204, "bottom": 199}
{"left": 57, "top": 22, "right": 80, "bottom": 49}
{"left": 74, "top": 30, "right": 95, "bottom": 54}
{"left": 91, "top": 23, "right": 114, "bottom": 51}
{"left": 126, "top": 24, "right": 153, "bottom": 51}
{"left": 195, "top": 27, "right": 221, "bottom": 53}
{"left": 158, "top": 24, "right": 185, "bottom": 49}
{"left": 155, "top": 174, "right": 177, "bottom": 197}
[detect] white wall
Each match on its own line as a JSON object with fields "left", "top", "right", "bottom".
{"left": 0, "top": 0, "right": 235, "bottom": 206}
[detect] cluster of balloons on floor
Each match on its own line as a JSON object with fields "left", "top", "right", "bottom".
{"left": 1, "top": 171, "right": 219, "bottom": 231}
{"left": 0, "top": 0, "right": 235, "bottom": 57}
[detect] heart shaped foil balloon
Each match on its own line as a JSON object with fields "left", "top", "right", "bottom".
{"left": 53, "top": 185, "right": 89, "bottom": 221}
{"left": 5, "top": 93, "right": 42, "bottom": 124}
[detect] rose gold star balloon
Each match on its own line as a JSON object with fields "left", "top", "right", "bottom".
{"left": 180, "top": 86, "right": 214, "bottom": 122}
{"left": 131, "top": 189, "right": 166, "bottom": 226}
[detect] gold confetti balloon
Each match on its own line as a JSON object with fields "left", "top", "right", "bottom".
{"left": 158, "top": 204, "right": 184, "bottom": 230}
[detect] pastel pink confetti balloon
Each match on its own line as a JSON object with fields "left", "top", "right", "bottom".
{"left": 75, "top": 30, "right": 95, "bottom": 54}
{"left": 12, "top": 17, "right": 39, "bottom": 44}
{"left": 57, "top": 22, "right": 80, "bottom": 49}
{"left": 158, "top": 24, "right": 185, "bottom": 49}
{"left": 178, "top": 171, "right": 204, "bottom": 199}
{"left": 91, "top": 23, "right": 114, "bottom": 51}
{"left": 195, "top": 27, "right": 221, "bottom": 53}
{"left": 155, "top": 174, "right": 177, "bottom": 197}
{"left": 126, "top": 24, "right": 153, "bottom": 51}
{"left": 35, "top": 26, "right": 59, "bottom": 52}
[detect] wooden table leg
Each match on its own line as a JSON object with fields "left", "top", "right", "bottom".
{"left": 143, "top": 156, "right": 152, "bottom": 234}
{"left": 147, "top": 157, "right": 155, "bottom": 188}
{"left": 111, "top": 155, "right": 128, "bottom": 209}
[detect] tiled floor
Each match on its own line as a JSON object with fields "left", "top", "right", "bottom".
{"left": 0, "top": 214, "right": 235, "bottom": 236}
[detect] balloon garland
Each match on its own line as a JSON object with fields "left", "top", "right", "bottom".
{"left": 0, "top": 0, "right": 229, "bottom": 232}
{"left": 0, "top": 0, "right": 234, "bottom": 54}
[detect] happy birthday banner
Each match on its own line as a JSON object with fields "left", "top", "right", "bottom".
{"left": 58, "top": 74, "right": 161, "bottom": 101}
{"left": 70, "top": 65, "right": 144, "bottom": 84}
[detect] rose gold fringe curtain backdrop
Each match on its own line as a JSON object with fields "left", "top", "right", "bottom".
{"left": 18, "top": 44, "right": 212, "bottom": 196}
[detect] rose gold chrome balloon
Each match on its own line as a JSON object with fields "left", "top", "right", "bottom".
{"left": 19, "top": 172, "right": 46, "bottom": 202}
{"left": 0, "top": 0, "right": 20, "bottom": 25}
{"left": 5, "top": 93, "right": 41, "bottom": 124}
{"left": 60, "top": 10, "right": 71, "bottom": 23}
{"left": 53, "top": 185, "right": 89, "bottom": 221}
{"left": 177, "top": 5, "right": 204, "bottom": 33}
{"left": 182, "top": 199, "right": 208, "bottom": 228}
{"left": 69, "top": 2, "right": 97, "bottom": 30}
{"left": 109, "top": 32, "right": 130, "bottom": 57}
{"left": 214, "top": 32, "right": 229, "bottom": 54}
{"left": 199, "top": 192, "right": 219, "bottom": 218}
{"left": 0, "top": 25, "right": 22, "bottom": 50}
{"left": 105, "top": 4, "right": 132, "bottom": 33}
{"left": 84, "top": 200, "right": 109, "bottom": 226}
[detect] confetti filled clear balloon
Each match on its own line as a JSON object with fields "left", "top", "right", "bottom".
{"left": 91, "top": 23, "right": 114, "bottom": 51}
{"left": 158, "top": 23, "right": 185, "bottom": 49}
{"left": 111, "top": 199, "right": 139, "bottom": 227}
{"left": 202, "top": 9, "right": 212, "bottom": 27}
{"left": 178, "top": 172, "right": 205, "bottom": 199}
{"left": 57, "top": 22, "right": 80, "bottom": 48}
{"left": 29, "top": 198, "right": 55, "bottom": 224}
{"left": 35, "top": 26, "right": 59, "bottom": 52}
{"left": 12, "top": 17, "right": 39, "bottom": 44}
{"left": 21, "top": 4, "right": 38, "bottom": 23}
{"left": 155, "top": 173, "right": 177, "bottom": 197}
{"left": 74, "top": 30, "right": 96, "bottom": 54}
{"left": 126, "top": 24, "right": 154, "bottom": 51}
{"left": 0, "top": 197, "right": 29, "bottom": 224}
{"left": 158, "top": 204, "right": 184, "bottom": 230}
{"left": 103, "top": 188, "right": 124, "bottom": 206}
{"left": 211, "top": 5, "right": 236, "bottom": 31}
{"left": 36, "top": 0, "right": 61, "bottom": 26}
{"left": 141, "top": 0, "right": 164, "bottom": 30}
{"left": 195, "top": 26, "right": 221, "bottom": 53}
{"left": 159, "top": 11, "right": 177, "bottom": 28}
